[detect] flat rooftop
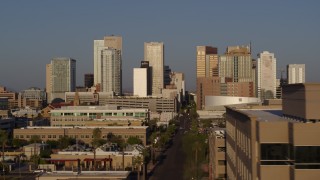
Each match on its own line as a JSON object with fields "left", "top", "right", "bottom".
{"left": 21, "top": 126, "right": 148, "bottom": 129}
{"left": 39, "top": 171, "right": 130, "bottom": 178}
{"left": 240, "top": 109, "right": 284, "bottom": 121}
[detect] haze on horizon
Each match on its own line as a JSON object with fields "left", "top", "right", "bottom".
{"left": 0, "top": 1, "right": 319, "bottom": 92}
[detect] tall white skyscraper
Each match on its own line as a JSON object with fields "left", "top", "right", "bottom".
{"left": 144, "top": 42, "right": 164, "bottom": 96}
{"left": 287, "top": 64, "right": 305, "bottom": 84}
{"left": 93, "top": 35, "right": 122, "bottom": 90}
{"left": 101, "top": 48, "right": 122, "bottom": 94}
{"left": 46, "top": 57, "right": 76, "bottom": 102}
{"left": 256, "top": 51, "right": 277, "bottom": 99}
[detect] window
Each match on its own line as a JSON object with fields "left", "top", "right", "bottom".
{"left": 42, "top": 135, "right": 46, "bottom": 138}
{"left": 295, "top": 146, "right": 320, "bottom": 164}
{"left": 218, "top": 160, "right": 226, "bottom": 166}
{"left": 260, "top": 143, "right": 291, "bottom": 165}
{"left": 48, "top": 135, "right": 52, "bottom": 138}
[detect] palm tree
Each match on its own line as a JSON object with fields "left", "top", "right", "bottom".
{"left": 0, "top": 130, "right": 8, "bottom": 162}
{"left": 133, "top": 156, "right": 143, "bottom": 180}
{"left": 92, "top": 128, "right": 103, "bottom": 171}
{"left": 0, "top": 130, "right": 8, "bottom": 178}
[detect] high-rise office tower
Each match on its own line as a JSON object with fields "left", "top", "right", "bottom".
{"left": 196, "top": 46, "right": 219, "bottom": 109}
{"left": 196, "top": 46, "right": 219, "bottom": 78}
{"left": 84, "top": 74, "right": 94, "bottom": 88}
{"left": 256, "top": 51, "right": 277, "bottom": 99}
{"left": 94, "top": 35, "right": 122, "bottom": 87}
{"left": 46, "top": 64, "right": 52, "bottom": 103}
{"left": 100, "top": 48, "right": 122, "bottom": 95}
{"left": 287, "top": 64, "right": 305, "bottom": 84}
{"left": 219, "top": 45, "right": 254, "bottom": 83}
{"left": 164, "top": 65, "right": 172, "bottom": 87}
{"left": 144, "top": 42, "right": 164, "bottom": 96}
{"left": 46, "top": 58, "right": 76, "bottom": 103}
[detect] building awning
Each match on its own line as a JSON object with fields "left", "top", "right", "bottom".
{"left": 83, "top": 158, "right": 112, "bottom": 162}
{"left": 49, "top": 159, "right": 79, "bottom": 162}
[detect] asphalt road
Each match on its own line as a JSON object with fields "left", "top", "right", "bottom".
{"left": 149, "top": 114, "right": 190, "bottom": 180}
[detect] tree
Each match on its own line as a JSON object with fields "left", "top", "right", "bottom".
{"left": 12, "top": 138, "right": 28, "bottom": 148}
{"left": 58, "top": 136, "right": 76, "bottom": 149}
{"left": 0, "top": 130, "right": 8, "bottom": 164}
{"left": 29, "top": 135, "right": 41, "bottom": 144}
{"left": 133, "top": 156, "right": 143, "bottom": 180}
{"left": 92, "top": 128, "right": 104, "bottom": 171}
{"left": 127, "top": 137, "right": 142, "bottom": 145}
{"left": 46, "top": 140, "right": 59, "bottom": 149}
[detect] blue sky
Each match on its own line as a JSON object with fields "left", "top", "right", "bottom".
{"left": 0, "top": 1, "right": 319, "bottom": 92}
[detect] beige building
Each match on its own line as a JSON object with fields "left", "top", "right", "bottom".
{"left": 226, "top": 83, "right": 320, "bottom": 180}
{"left": 65, "top": 93, "right": 177, "bottom": 113}
{"left": 49, "top": 144, "right": 143, "bottom": 171}
{"left": 196, "top": 46, "right": 218, "bottom": 78}
{"left": 39, "top": 171, "right": 130, "bottom": 180}
{"left": 219, "top": 45, "right": 254, "bottom": 83}
{"left": 14, "top": 126, "right": 149, "bottom": 145}
{"left": 209, "top": 129, "right": 226, "bottom": 180}
{"left": 256, "top": 51, "right": 277, "bottom": 100}
{"left": 46, "top": 64, "right": 52, "bottom": 103}
{"left": 144, "top": 42, "right": 164, "bottom": 96}
{"left": 49, "top": 106, "right": 149, "bottom": 127}
{"left": 287, "top": 64, "right": 305, "bottom": 84}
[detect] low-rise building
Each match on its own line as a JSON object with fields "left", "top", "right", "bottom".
{"left": 49, "top": 143, "right": 144, "bottom": 170}
{"left": 14, "top": 126, "right": 149, "bottom": 145}
{"left": 49, "top": 106, "right": 149, "bottom": 127}
{"left": 65, "top": 92, "right": 177, "bottom": 112}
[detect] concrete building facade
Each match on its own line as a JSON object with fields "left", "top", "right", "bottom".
{"left": 14, "top": 126, "right": 149, "bottom": 145}
{"left": 287, "top": 64, "right": 305, "bottom": 84}
{"left": 144, "top": 42, "right": 164, "bottom": 96}
{"left": 101, "top": 48, "right": 122, "bottom": 95}
{"left": 64, "top": 93, "right": 177, "bottom": 112}
{"left": 94, "top": 35, "right": 122, "bottom": 86}
{"left": 50, "top": 106, "right": 149, "bottom": 127}
{"left": 46, "top": 58, "right": 76, "bottom": 102}
{"left": 209, "top": 129, "right": 226, "bottom": 180}
{"left": 256, "top": 51, "right": 277, "bottom": 99}
{"left": 225, "top": 83, "right": 320, "bottom": 180}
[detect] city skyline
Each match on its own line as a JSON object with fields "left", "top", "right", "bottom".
{"left": 1, "top": 1, "right": 319, "bottom": 92}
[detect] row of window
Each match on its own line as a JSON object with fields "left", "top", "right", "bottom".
{"left": 15, "top": 134, "right": 144, "bottom": 139}
{"left": 52, "top": 112, "right": 146, "bottom": 117}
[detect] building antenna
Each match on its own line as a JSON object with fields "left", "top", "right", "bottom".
{"left": 249, "top": 41, "right": 252, "bottom": 54}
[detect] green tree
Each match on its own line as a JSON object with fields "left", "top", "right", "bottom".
{"left": 58, "top": 136, "right": 76, "bottom": 149}
{"left": 133, "top": 156, "right": 143, "bottom": 180}
{"left": 12, "top": 138, "right": 28, "bottom": 148}
{"left": 46, "top": 140, "right": 59, "bottom": 149}
{"left": 127, "top": 136, "right": 142, "bottom": 145}
{"left": 29, "top": 135, "right": 41, "bottom": 144}
{"left": 92, "top": 128, "right": 105, "bottom": 171}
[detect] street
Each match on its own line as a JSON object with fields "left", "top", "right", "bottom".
{"left": 148, "top": 114, "right": 190, "bottom": 180}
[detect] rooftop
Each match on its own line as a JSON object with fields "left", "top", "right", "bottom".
{"left": 39, "top": 171, "right": 130, "bottom": 178}
{"left": 22, "top": 126, "right": 148, "bottom": 130}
